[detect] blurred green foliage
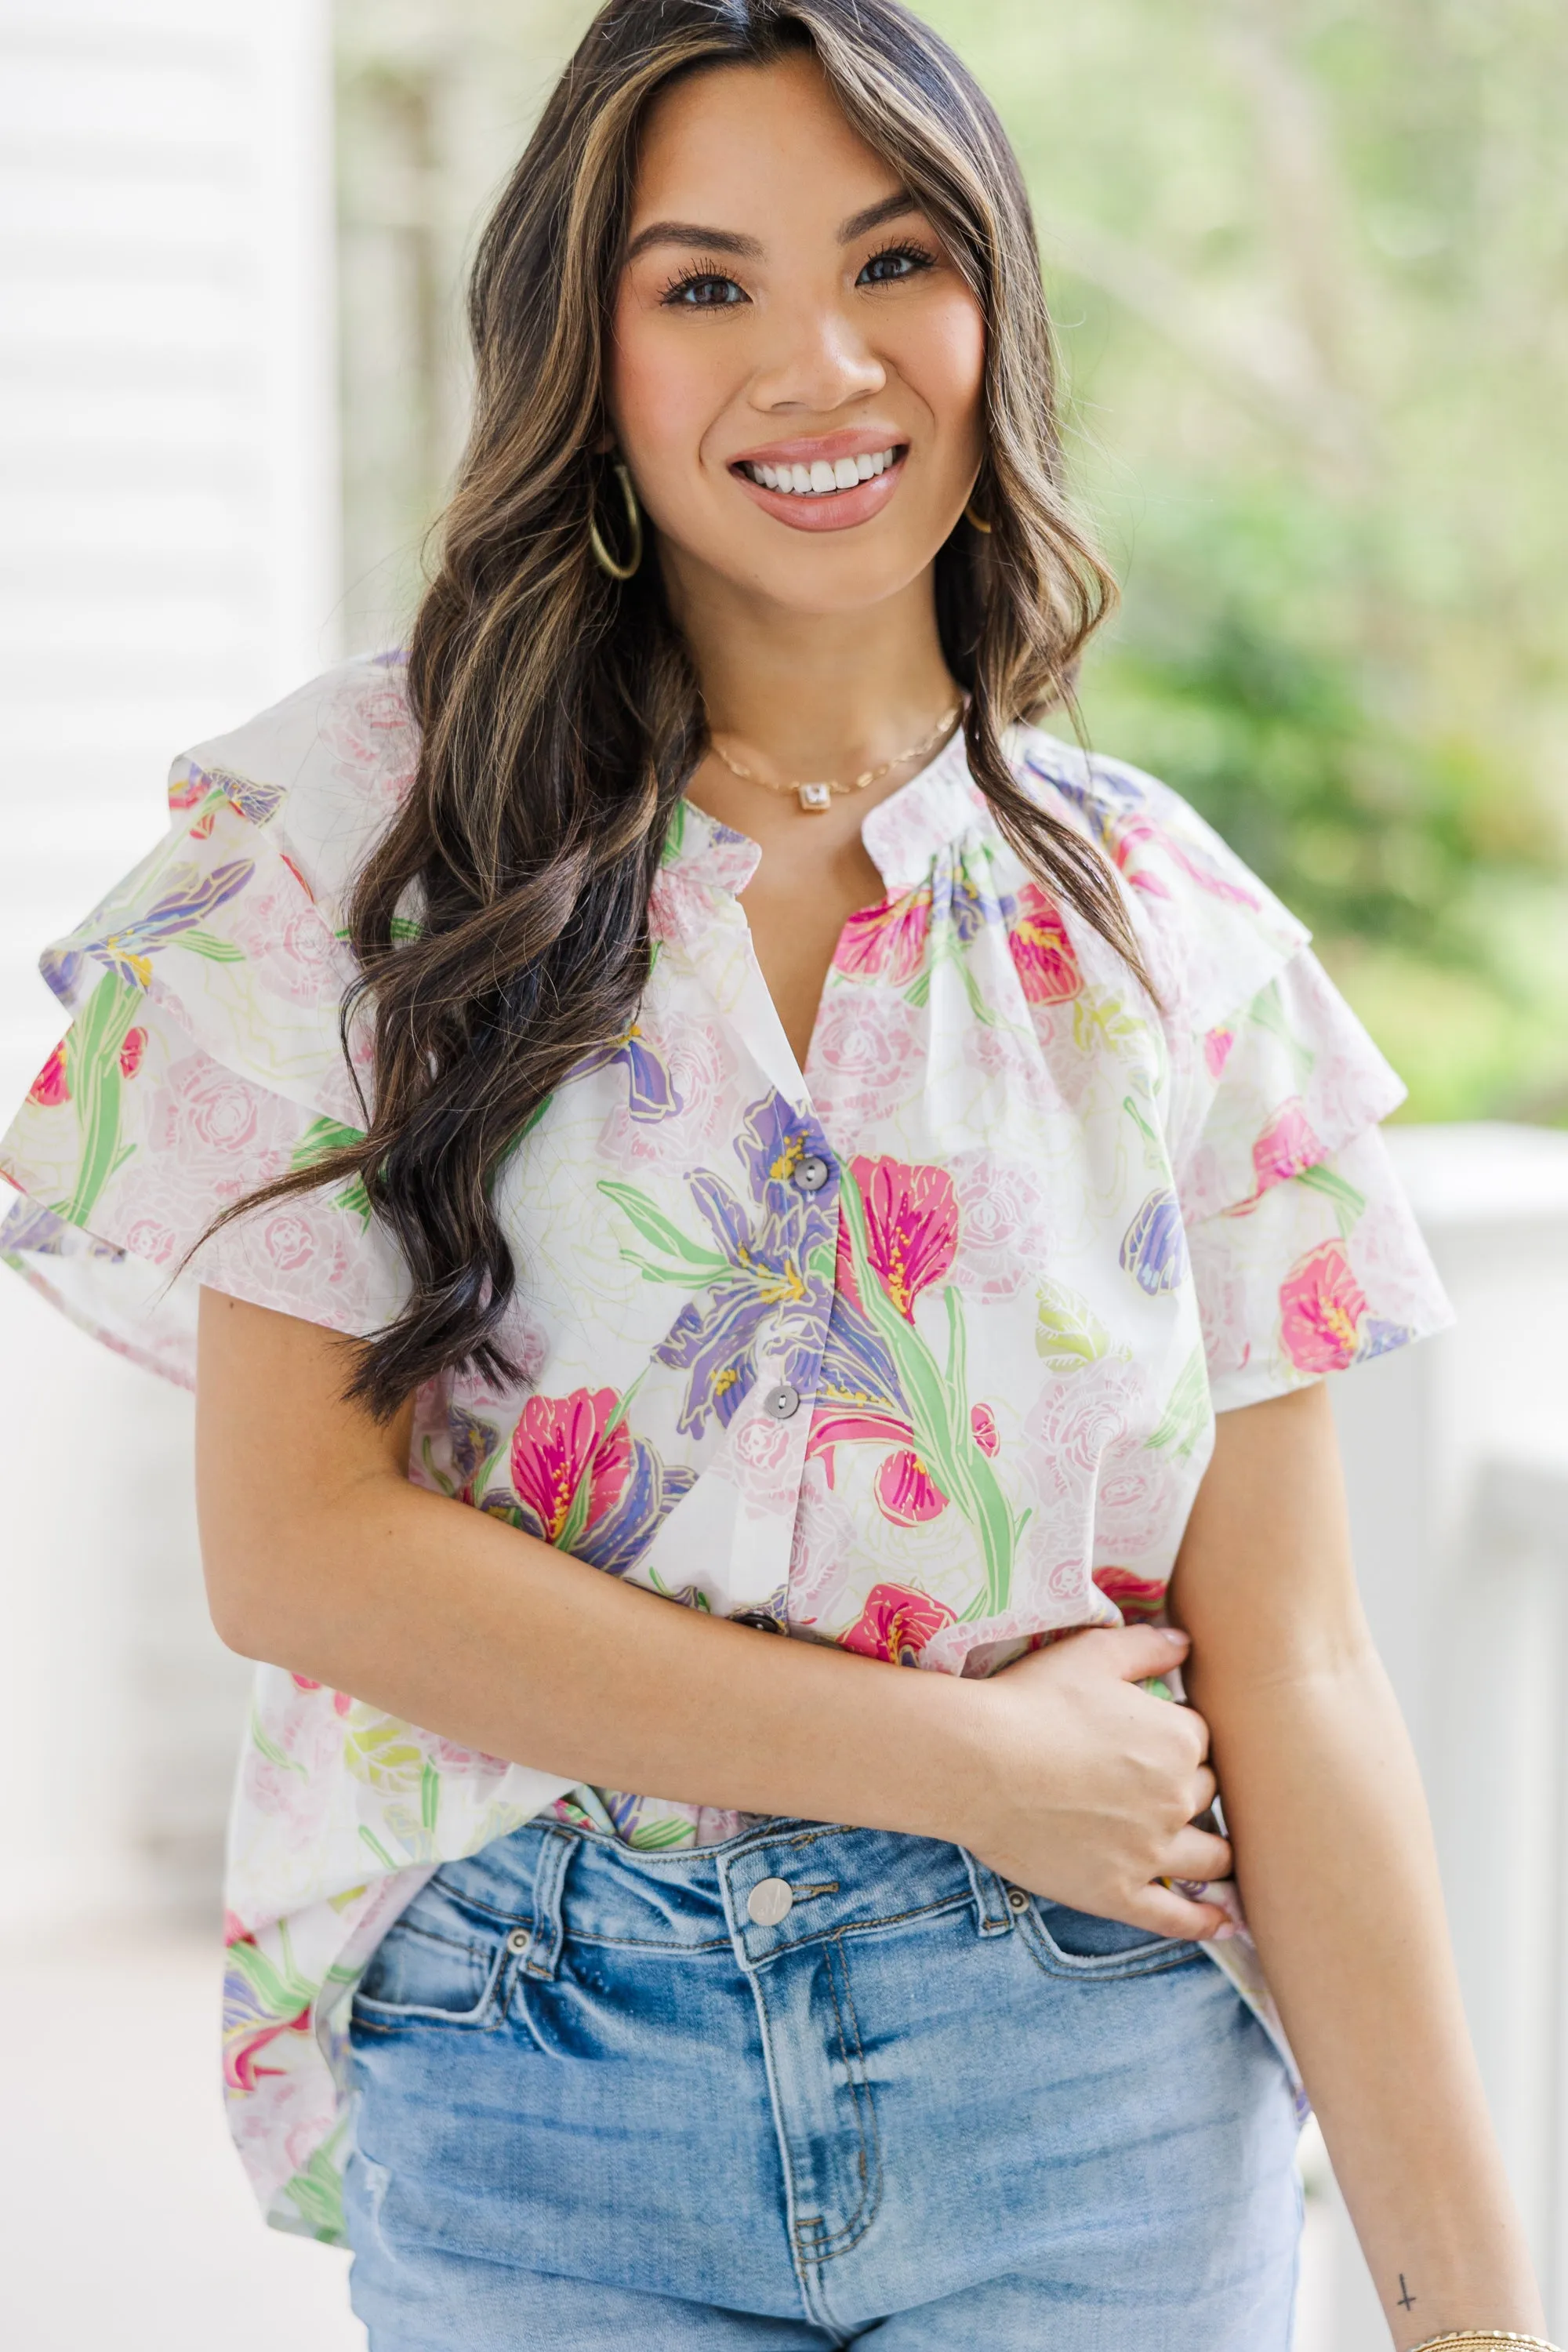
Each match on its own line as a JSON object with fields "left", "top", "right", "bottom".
{"left": 336, "top": 0, "right": 1568, "bottom": 1120}
{"left": 920, "top": 0, "right": 1568, "bottom": 1120}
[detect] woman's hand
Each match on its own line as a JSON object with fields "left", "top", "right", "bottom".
{"left": 949, "top": 1625, "right": 1233, "bottom": 1940}
{"left": 198, "top": 1290, "right": 1230, "bottom": 1946}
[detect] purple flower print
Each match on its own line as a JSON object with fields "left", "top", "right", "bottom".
{"left": 85, "top": 858, "right": 256, "bottom": 989}
{"left": 608, "top": 1093, "right": 838, "bottom": 1440}
{"left": 575, "top": 1021, "right": 683, "bottom": 1122}
{"left": 1120, "top": 1189, "right": 1190, "bottom": 1294}
{"left": 577, "top": 1439, "right": 698, "bottom": 1577}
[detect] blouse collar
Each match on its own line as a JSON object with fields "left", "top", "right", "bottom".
{"left": 673, "top": 721, "right": 985, "bottom": 903}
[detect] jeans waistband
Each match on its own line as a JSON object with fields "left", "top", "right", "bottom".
{"left": 434, "top": 1818, "right": 1020, "bottom": 1978}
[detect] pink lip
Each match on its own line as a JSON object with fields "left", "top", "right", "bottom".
{"left": 729, "top": 426, "right": 906, "bottom": 468}
{"left": 729, "top": 442, "right": 908, "bottom": 534}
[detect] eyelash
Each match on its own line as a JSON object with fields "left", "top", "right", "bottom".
{"left": 657, "top": 238, "right": 938, "bottom": 309}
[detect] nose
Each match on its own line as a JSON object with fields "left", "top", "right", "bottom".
{"left": 748, "top": 295, "right": 887, "bottom": 416}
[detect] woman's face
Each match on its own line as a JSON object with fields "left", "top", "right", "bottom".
{"left": 608, "top": 53, "right": 987, "bottom": 618}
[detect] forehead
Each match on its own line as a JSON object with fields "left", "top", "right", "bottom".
{"left": 629, "top": 53, "right": 902, "bottom": 238}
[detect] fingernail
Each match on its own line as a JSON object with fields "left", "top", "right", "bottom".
{"left": 1160, "top": 1628, "right": 1185, "bottom": 1642}
{"left": 1212, "top": 1922, "right": 1239, "bottom": 1940}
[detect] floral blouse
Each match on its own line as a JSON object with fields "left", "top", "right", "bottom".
{"left": 0, "top": 652, "right": 1449, "bottom": 2243}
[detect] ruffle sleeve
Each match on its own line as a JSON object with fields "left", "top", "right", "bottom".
{"left": 1173, "top": 948, "right": 1452, "bottom": 1411}
{"left": 0, "top": 659, "right": 416, "bottom": 1386}
{"left": 1019, "top": 733, "right": 1453, "bottom": 1413}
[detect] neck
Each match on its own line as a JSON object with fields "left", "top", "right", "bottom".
{"left": 662, "top": 553, "right": 959, "bottom": 779}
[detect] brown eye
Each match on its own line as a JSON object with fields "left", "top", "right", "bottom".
{"left": 663, "top": 270, "right": 748, "bottom": 309}
{"left": 857, "top": 243, "right": 935, "bottom": 287}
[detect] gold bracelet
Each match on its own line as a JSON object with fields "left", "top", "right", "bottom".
{"left": 1410, "top": 2334, "right": 1562, "bottom": 2350}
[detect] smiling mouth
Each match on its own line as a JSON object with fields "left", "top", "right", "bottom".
{"left": 734, "top": 444, "right": 904, "bottom": 497}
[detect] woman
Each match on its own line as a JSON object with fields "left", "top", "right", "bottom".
{"left": 0, "top": 3, "right": 1548, "bottom": 2347}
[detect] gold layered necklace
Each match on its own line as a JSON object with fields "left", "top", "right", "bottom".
{"left": 709, "top": 704, "right": 963, "bottom": 814}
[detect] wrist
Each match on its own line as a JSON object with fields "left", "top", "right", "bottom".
{"left": 865, "top": 1661, "right": 993, "bottom": 1850}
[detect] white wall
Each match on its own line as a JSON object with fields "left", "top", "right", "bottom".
{"left": 0, "top": 0, "right": 339, "bottom": 1933}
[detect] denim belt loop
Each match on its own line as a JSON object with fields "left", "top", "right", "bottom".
{"left": 523, "top": 1825, "right": 578, "bottom": 1980}
{"left": 960, "top": 1847, "right": 1016, "bottom": 1938}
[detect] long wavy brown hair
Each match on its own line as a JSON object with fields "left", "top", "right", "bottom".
{"left": 221, "top": 0, "right": 1141, "bottom": 1420}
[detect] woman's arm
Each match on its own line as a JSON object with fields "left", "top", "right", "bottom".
{"left": 196, "top": 1287, "right": 1231, "bottom": 1936}
{"left": 1171, "top": 1379, "right": 1543, "bottom": 2347}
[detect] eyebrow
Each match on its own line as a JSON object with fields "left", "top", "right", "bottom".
{"left": 622, "top": 191, "right": 922, "bottom": 267}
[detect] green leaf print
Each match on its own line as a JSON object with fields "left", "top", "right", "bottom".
{"left": 281, "top": 2148, "right": 347, "bottom": 2245}
{"left": 226, "top": 1918, "right": 317, "bottom": 2019}
{"left": 343, "top": 1708, "right": 427, "bottom": 1795}
{"left": 176, "top": 927, "right": 247, "bottom": 964}
{"left": 629, "top": 1814, "right": 697, "bottom": 1852}
{"left": 1034, "top": 1279, "right": 1113, "bottom": 1375}
{"left": 597, "top": 1179, "right": 729, "bottom": 1281}
{"left": 1247, "top": 978, "right": 1317, "bottom": 1081}
{"left": 63, "top": 972, "right": 144, "bottom": 1227}
{"left": 1145, "top": 1346, "right": 1210, "bottom": 1459}
{"left": 291, "top": 1114, "right": 372, "bottom": 1223}
{"left": 837, "top": 1167, "right": 1018, "bottom": 1617}
{"left": 1293, "top": 1161, "right": 1367, "bottom": 1238}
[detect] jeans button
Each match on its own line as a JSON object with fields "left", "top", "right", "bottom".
{"left": 747, "top": 1878, "right": 794, "bottom": 1926}
{"left": 506, "top": 1927, "right": 531, "bottom": 1955}
{"left": 763, "top": 1381, "right": 800, "bottom": 1420}
{"left": 794, "top": 1154, "right": 831, "bottom": 1193}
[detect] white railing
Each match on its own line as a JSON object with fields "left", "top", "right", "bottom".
{"left": 1312, "top": 1123, "right": 1568, "bottom": 2345}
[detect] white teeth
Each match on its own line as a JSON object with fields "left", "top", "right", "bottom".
{"left": 742, "top": 445, "right": 898, "bottom": 495}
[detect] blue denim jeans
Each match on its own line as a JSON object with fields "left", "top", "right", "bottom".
{"left": 344, "top": 1818, "right": 1301, "bottom": 2349}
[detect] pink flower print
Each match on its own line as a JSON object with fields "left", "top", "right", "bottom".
{"left": 874, "top": 1447, "right": 949, "bottom": 1526}
{"left": 833, "top": 887, "right": 931, "bottom": 986}
{"left": 1251, "top": 1098, "right": 1325, "bottom": 1195}
{"left": 509, "top": 1387, "right": 631, "bottom": 1544}
{"left": 224, "top": 2002, "right": 313, "bottom": 2095}
{"left": 260, "top": 1210, "right": 321, "bottom": 1273}
{"left": 122, "top": 1214, "right": 177, "bottom": 1266}
{"left": 1203, "top": 1026, "right": 1236, "bottom": 1079}
{"left": 27, "top": 1042, "right": 69, "bottom": 1106}
{"left": 1092, "top": 1564, "right": 1168, "bottom": 1622}
{"left": 837, "top": 1156, "right": 959, "bottom": 1320}
{"left": 289, "top": 1675, "right": 351, "bottom": 1716}
{"left": 971, "top": 1402, "right": 999, "bottom": 1456}
{"left": 1007, "top": 883, "right": 1082, "bottom": 1005}
{"left": 167, "top": 762, "right": 210, "bottom": 813}
{"left": 809, "top": 991, "right": 923, "bottom": 1128}
{"left": 1279, "top": 1241, "right": 1367, "bottom": 1373}
{"left": 950, "top": 1149, "right": 1052, "bottom": 1301}
{"left": 840, "top": 1580, "right": 957, "bottom": 1667}
{"left": 118, "top": 1025, "right": 147, "bottom": 1079}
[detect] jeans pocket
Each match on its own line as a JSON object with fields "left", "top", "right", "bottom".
{"left": 351, "top": 1874, "right": 518, "bottom": 2031}
{"left": 1020, "top": 1897, "right": 1202, "bottom": 1981}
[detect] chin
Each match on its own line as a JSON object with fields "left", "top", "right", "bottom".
{"left": 710, "top": 530, "right": 950, "bottom": 617}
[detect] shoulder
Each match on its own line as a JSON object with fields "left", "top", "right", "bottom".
{"left": 172, "top": 651, "right": 418, "bottom": 917}
{"left": 1010, "top": 725, "right": 1308, "bottom": 1031}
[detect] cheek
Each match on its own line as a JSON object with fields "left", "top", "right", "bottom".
{"left": 607, "top": 299, "right": 728, "bottom": 492}
{"left": 902, "top": 293, "right": 987, "bottom": 463}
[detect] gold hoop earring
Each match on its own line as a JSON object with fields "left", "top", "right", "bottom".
{"left": 964, "top": 499, "right": 993, "bottom": 534}
{"left": 590, "top": 459, "right": 643, "bottom": 580}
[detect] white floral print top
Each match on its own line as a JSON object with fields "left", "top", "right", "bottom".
{"left": 0, "top": 653, "right": 1449, "bottom": 2242}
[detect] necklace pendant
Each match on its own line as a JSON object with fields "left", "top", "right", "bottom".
{"left": 796, "top": 782, "right": 833, "bottom": 813}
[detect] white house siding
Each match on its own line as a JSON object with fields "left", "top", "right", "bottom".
{"left": 0, "top": 0, "right": 338, "bottom": 1933}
